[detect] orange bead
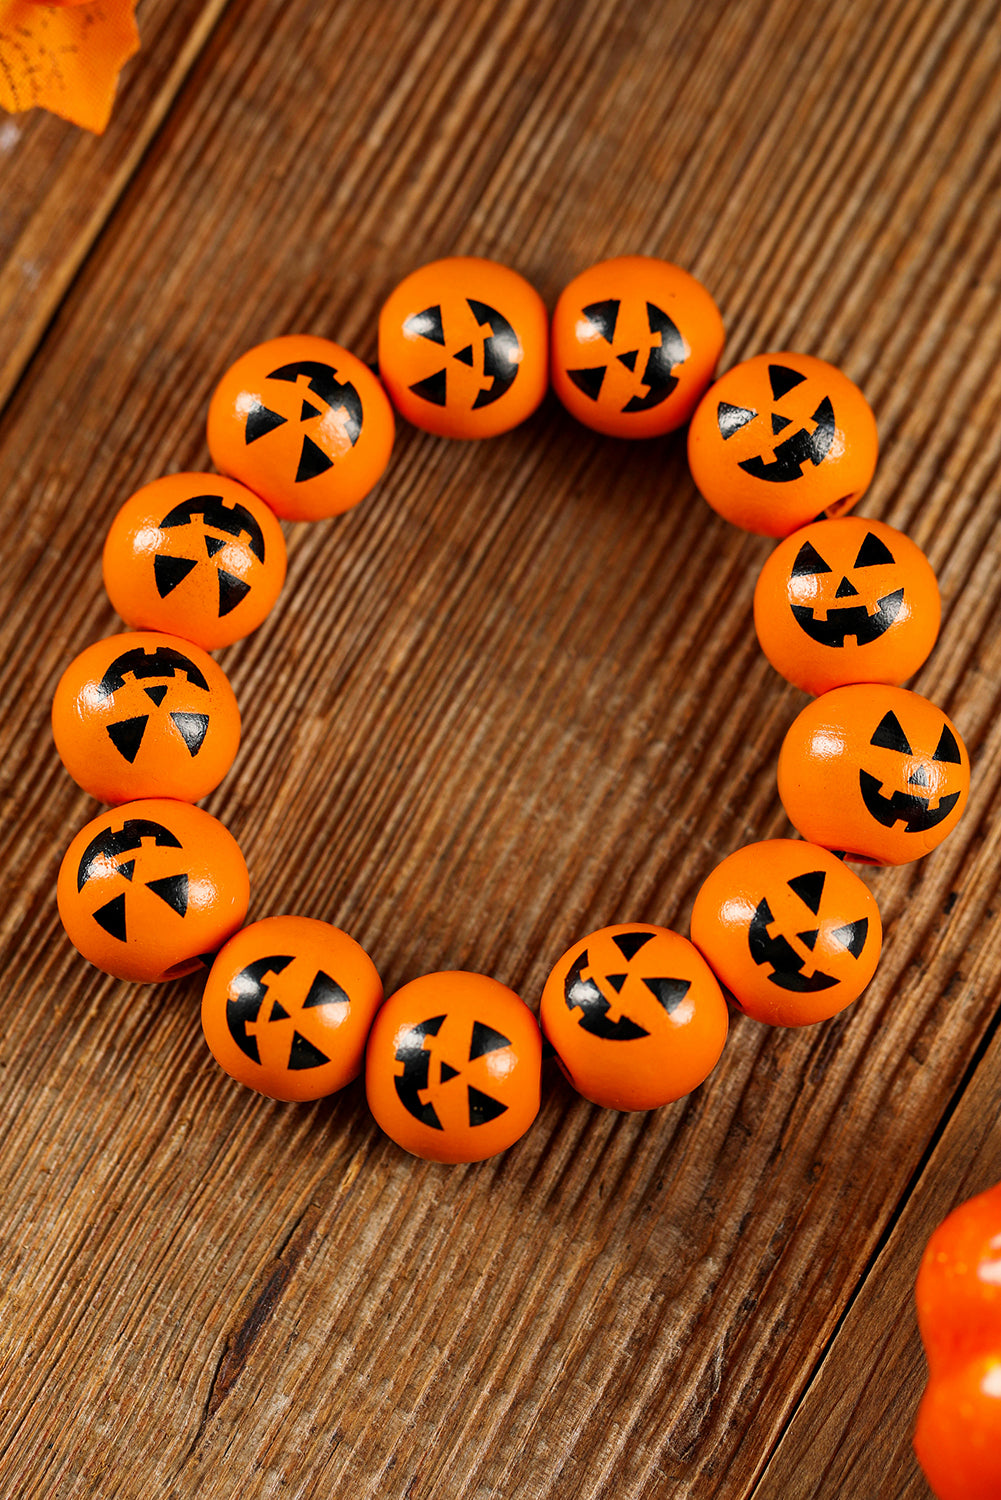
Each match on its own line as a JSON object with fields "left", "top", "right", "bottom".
{"left": 539, "top": 924, "right": 728, "bottom": 1111}
{"left": 206, "top": 334, "right": 394, "bottom": 521}
{"left": 914, "top": 1182, "right": 1001, "bottom": 1500}
{"left": 57, "top": 799, "right": 249, "bottom": 982}
{"left": 378, "top": 257, "right": 548, "bottom": 438}
{"left": 102, "top": 472, "right": 287, "bottom": 651}
{"left": 914, "top": 1360, "right": 1001, "bottom": 1500}
{"left": 201, "top": 916, "right": 383, "bottom": 1102}
{"left": 52, "top": 631, "right": 240, "bottom": 805}
{"left": 754, "top": 517, "right": 940, "bottom": 694}
{"left": 778, "top": 684, "right": 970, "bottom": 865}
{"left": 550, "top": 256, "right": 724, "bottom": 438}
{"left": 688, "top": 352, "right": 878, "bottom": 536}
{"left": 365, "top": 971, "right": 542, "bottom": 1162}
{"left": 690, "top": 840, "right": 881, "bottom": 1026}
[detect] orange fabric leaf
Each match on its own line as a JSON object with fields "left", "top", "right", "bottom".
{"left": 0, "top": 0, "right": 140, "bottom": 133}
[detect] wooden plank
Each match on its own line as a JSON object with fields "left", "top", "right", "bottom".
{"left": 751, "top": 1024, "right": 1001, "bottom": 1499}
{"left": 0, "top": 0, "right": 999, "bottom": 1495}
{"left": 0, "top": 0, "right": 229, "bottom": 411}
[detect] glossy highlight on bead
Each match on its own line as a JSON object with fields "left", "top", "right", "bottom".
{"left": 551, "top": 255, "right": 725, "bottom": 438}
{"left": 690, "top": 840, "right": 882, "bottom": 1026}
{"left": 540, "top": 924, "right": 728, "bottom": 1110}
{"left": 202, "top": 916, "right": 383, "bottom": 1102}
{"left": 778, "top": 684, "right": 970, "bottom": 864}
{"left": 379, "top": 256, "right": 548, "bottom": 439}
{"left": 754, "top": 516, "right": 940, "bottom": 694}
{"left": 688, "top": 351, "right": 878, "bottom": 536}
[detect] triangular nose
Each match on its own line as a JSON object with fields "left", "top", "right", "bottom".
{"left": 835, "top": 576, "right": 859, "bottom": 598}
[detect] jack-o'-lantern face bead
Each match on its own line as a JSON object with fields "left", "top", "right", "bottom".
{"left": 540, "top": 925, "right": 728, "bottom": 1111}
{"left": 102, "top": 473, "right": 287, "bottom": 651}
{"left": 52, "top": 632, "right": 240, "bottom": 806}
{"left": 378, "top": 257, "right": 548, "bottom": 439}
{"left": 57, "top": 799, "right": 249, "bottom": 982}
{"left": 754, "top": 517, "right": 941, "bottom": 694}
{"left": 207, "top": 334, "right": 394, "bottom": 521}
{"left": 690, "top": 841, "right": 882, "bottom": 1026}
{"left": 688, "top": 353, "right": 878, "bottom": 536}
{"left": 365, "top": 972, "right": 542, "bottom": 1162}
{"left": 551, "top": 257, "right": 724, "bottom": 439}
{"left": 778, "top": 684, "right": 970, "bottom": 865}
{"left": 201, "top": 916, "right": 383, "bottom": 1102}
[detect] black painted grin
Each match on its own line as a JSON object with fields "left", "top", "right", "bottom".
{"left": 747, "top": 899, "right": 839, "bottom": 993}
{"left": 791, "top": 587, "right": 904, "bottom": 648}
{"left": 858, "top": 770, "right": 961, "bottom": 832}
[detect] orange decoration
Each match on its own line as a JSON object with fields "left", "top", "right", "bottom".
{"left": 778, "top": 684, "right": 970, "bottom": 865}
{"left": 378, "top": 257, "right": 548, "bottom": 439}
{"left": 539, "top": 924, "right": 728, "bottom": 1110}
{"left": 0, "top": 0, "right": 139, "bottom": 133}
{"left": 102, "top": 472, "right": 287, "bottom": 651}
{"left": 550, "top": 256, "right": 724, "bottom": 438}
{"left": 690, "top": 840, "right": 881, "bottom": 1026}
{"left": 52, "top": 631, "right": 241, "bottom": 805}
{"left": 688, "top": 352, "right": 878, "bottom": 536}
{"left": 365, "top": 971, "right": 542, "bottom": 1162}
{"left": 202, "top": 916, "right": 383, "bottom": 1102}
{"left": 207, "top": 334, "right": 394, "bottom": 522}
{"left": 57, "top": 798, "right": 249, "bottom": 982}
{"left": 914, "top": 1181, "right": 1001, "bottom": 1500}
{"left": 754, "top": 516, "right": 940, "bottom": 695}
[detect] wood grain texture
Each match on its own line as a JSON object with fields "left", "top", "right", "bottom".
{"left": 0, "top": 0, "right": 1000, "bottom": 1495}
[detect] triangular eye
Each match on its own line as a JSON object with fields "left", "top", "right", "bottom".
{"left": 717, "top": 401, "right": 757, "bottom": 439}
{"left": 854, "top": 531, "right": 895, "bottom": 568}
{"left": 932, "top": 724, "right": 962, "bottom": 764}
{"left": 830, "top": 917, "right": 869, "bottom": 958}
{"left": 870, "top": 710, "right": 912, "bottom": 754}
{"left": 791, "top": 540, "right": 832, "bottom": 576}
{"left": 769, "top": 364, "right": 806, "bottom": 400}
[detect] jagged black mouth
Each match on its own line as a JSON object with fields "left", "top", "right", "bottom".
{"left": 858, "top": 770, "right": 961, "bottom": 832}
{"left": 791, "top": 588, "right": 904, "bottom": 648}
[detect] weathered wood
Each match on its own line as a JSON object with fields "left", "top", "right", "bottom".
{"left": 751, "top": 1025, "right": 1001, "bottom": 1499}
{"left": 0, "top": 0, "right": 1000, "bottom": 1495}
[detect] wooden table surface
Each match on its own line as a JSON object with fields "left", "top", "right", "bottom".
{"left": 2, "top": 1, "right": 1000, "bottom": 1495}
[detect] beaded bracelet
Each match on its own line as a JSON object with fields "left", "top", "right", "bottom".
{"left": 51, "top": 253, "right": 971, "bottom": 1166}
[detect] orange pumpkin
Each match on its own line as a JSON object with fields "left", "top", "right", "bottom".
{"left": 52, "top": 631, "right": 240, "bottom": 805}
{"left": 57, "top": 799, "right": 249, "bottom": 982}
{"left": 778, "top": 685, "right": 970, "bottom": 864}
{"left": 690, "top": 840, "right": 882, "bottom": 1026}
{"left": 551, "top": 256, "right": 724, "bottom": 438}
{"left": 754, "top": 517, "right": 940, "bottom": 694}
{"left": 540, "top": 924, "right": 728, "bottom": 1110}
{"left": 102, "top": 472, "right": 287, "bottom": 651}
{"left": 378, "top": 257, "right": 548, "bottom": 439}
{"left": 688, "top": 352, "right": 878, "bottom": 536}
{"left": 207, "top": 334, "right": 394, "bottom": 521}
{"left": 365, "top": 971, "right": 542, "bottom": 1162}
{"left": 202, "top": 916, "right": 383, "bottom": 1102}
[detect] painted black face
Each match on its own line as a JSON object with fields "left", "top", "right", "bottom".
{"left": 96, "top": 644, "right": 211, "bottom": 763}
{"left": 859, "top": 711, "right": 963, "bottom": 831}
{"left": 244, "top": 360, "right": 363, "bottom": 482}
{"left": 76, "top": 817, "right": 188, "bottom": 942}
{"left": 155, "top": 492, "right": 267, "bottom": 618}
{"left": 225, "top": 955, "right": 347, "bottom": 1069}
{"left": 718, "top": 363, "right": 835, "bottom": 483}
{"left": 789, "top": 531, "right": 904, "bottom": 647}
{"left": 566, "top": 299, "right": 687, "bottom": 412}
{"left": 563, "top": 931, "right": 691, "bottom": 1040}
{"left": 747, "top": 868, "right": 869, "bottom": 993}
{"left": 403, "top": 299, "right": 521, "bottom": 410}
{"left": 393, "top": 1017, "right": 510, "bottom": 1129}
